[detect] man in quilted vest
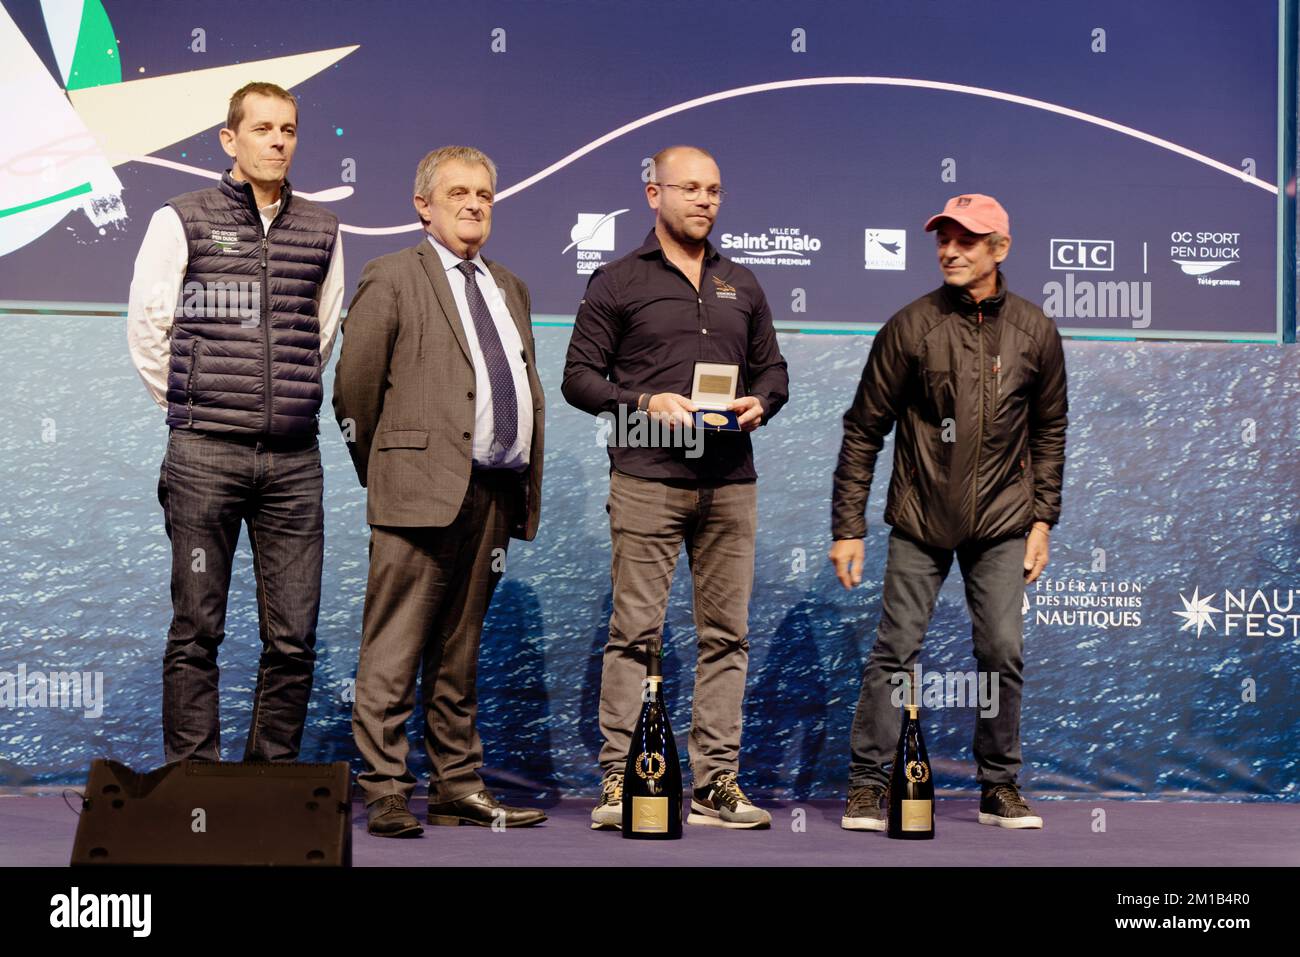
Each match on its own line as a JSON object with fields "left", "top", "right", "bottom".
{"left": 127, "top": 82, "right": 344, "bottom": 762}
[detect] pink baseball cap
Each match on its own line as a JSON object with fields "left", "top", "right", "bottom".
{"left": 924, "top": 194, "right": 1010, "bottom": 238}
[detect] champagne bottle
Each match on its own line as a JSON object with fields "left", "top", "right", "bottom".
{"left": 887, "top": 669, "right": 935, "bottom": 840}
{"left": 621, "top": 641, "right": 682, "bottom": 840}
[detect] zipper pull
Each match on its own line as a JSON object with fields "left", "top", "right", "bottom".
{"left": 260, "top": 237, "right": 268, "bottom": 269}
{"left": 994, "top": 354, "right": 1002, "bottom": 396}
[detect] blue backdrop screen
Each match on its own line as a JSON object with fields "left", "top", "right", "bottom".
{"left": 0, "top": 1, "right": 1296, "bottom": 799}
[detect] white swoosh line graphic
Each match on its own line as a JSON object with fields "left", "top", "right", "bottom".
{"left": 561, "top": 208, "right": 630, "bottom": 253}
{"left": 129, "top": 155, "right": 355, "bottom": 202}
{"left": 338, "top": 76, "right": 1279, "bottom": 236}
{"left": 1174, "top": 260, "right": 1236, "bottom": 276}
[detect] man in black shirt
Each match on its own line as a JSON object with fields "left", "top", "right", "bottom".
{"left": 563, "top": 145, "right": 789, "bottom": 830}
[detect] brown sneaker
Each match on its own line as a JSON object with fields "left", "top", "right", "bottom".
{"left": 841, "top": 783, "right": 888, "bottom": 831}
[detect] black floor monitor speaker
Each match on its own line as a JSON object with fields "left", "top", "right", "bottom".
{"left": 71, "top": 759, "right": 353, "bottom": 866}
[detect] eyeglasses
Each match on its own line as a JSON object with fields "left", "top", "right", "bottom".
{"left": 654, "top": 183, "right": 725, "bottom": 205}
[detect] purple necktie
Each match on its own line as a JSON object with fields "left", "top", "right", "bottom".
{"left": 457, "top": 260, "right": 518, "bottom": 457}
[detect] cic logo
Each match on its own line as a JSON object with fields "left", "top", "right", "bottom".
{"left": 1050, "top": 238, "right": 1114, "bottom": 271}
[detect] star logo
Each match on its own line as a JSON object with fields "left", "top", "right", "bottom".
{"left": 1173, "top": 588, "right": 1220, "bottom": 637}
{"left": 864, "top": 228, "right": 906, "bottom": 270}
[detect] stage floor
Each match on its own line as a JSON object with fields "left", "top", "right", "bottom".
{"left": 3, "top": 795, "right": 1298, "bottom": 867}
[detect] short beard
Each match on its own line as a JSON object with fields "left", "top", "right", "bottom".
{"left": 661, "top": 215, "right": 711, "bottom": 249}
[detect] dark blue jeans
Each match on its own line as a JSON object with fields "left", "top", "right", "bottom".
{"left": 848, "top": 529, "right": 1026, "bottom": 789}
{"left": 157, "top": 429, "right": 324, "bottom": 762}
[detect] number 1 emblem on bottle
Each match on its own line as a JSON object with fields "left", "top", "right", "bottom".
{"left": 622, "top": 641, "right": 683, "bottom": 839}
{"left": 635, "top": 752, "right": 666, "bottom": 783}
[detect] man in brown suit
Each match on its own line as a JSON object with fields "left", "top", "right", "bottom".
{"left": 333, "top": 146, "right": 546, "bottom": 837}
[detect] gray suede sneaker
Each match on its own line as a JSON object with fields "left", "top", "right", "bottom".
{"left": 688, "top": 770, "right": 771, "bottom": 829}
{"left": 590, "top": 771, "right": 623, "bottom": 830}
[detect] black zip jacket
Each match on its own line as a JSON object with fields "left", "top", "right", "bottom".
{"left": 831, "top": 274, "right": 1068, "bottom": 550}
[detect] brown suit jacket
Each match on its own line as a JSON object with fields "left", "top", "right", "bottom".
{"left": 332, "top": 239, "right": 544, "bottom": 540}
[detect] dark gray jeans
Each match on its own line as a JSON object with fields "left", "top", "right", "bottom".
{"left": 598, "top": 469, "right": 757, "bottom": 787}
{"left": 848, "top": 528, "right": 1026, "bottom": 788}
{"left": 157, "top": 429, "right": 324, "bottom": 763}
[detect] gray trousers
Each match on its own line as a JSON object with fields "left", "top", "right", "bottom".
{"left": 848, "top": 528, "right": 1027, "bottom": 788}
{"left": 598, "top": 469, "right": 757, "bottom": 787}
{"left": 352, "top": 470, "right": 517, "bottom": 805}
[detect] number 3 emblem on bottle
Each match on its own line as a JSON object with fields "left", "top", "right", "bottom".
{"left": 635, "top": 752, "right": 666, "bottom": 781}
{"left": 905, "top": 760, "right": 930, "bottom": 783}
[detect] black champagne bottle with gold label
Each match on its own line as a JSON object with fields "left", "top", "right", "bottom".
{"left": 621, "top": 643, "right": 682, "bottom": 839}
{"left": 887, "top": 672, "right": 935, "bottom": 839}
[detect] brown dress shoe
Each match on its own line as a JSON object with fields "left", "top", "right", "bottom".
{"left": 426, "top": 789, "right": 546, "bottom": 827}
{"left": 367, "top": 794, "right": 423, "bottom": 838}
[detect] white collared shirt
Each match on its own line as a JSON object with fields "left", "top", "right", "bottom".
{"left": 427, "top": 235, "right": 532, "bottom": 470}
{"left": 126, "top": 199, "right": 345, "bottom": 409}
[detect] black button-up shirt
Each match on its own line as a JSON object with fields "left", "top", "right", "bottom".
{"left": 562, "top": 229, "right": 789, "bottom": 482}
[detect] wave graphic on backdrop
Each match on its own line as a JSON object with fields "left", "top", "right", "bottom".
{"left": 127, "top": 154, "right": 355, "bottom": 203}
{"left": 338, "top": 75, "right": 1278, "bottom": 236}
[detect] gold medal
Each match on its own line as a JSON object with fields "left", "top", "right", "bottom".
{"left": 702, "top": 412, "right": 729, "bottom": 427}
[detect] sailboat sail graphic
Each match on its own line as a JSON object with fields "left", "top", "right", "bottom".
{"left": 0, "top": 0, "right": 357, "bottom": 257}
{"left": 0, "top": 0, "right": 124, "bottom": 256}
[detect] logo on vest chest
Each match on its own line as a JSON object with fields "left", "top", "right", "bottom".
{"left": 210, "top": 228, "right": 240, "bottom": 253}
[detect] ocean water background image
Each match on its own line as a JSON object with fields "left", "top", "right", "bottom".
{"left": 1, "top": 317, "right": 1296, "bottom": 798}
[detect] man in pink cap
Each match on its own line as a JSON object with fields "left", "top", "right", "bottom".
{"left": 828, "top": 194, "right": 1068, "bottom": 831}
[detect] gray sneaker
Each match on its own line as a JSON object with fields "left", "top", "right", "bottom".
{"left": 688, "top": 770, "right": 771, "bottom": 829}
{"left": 841, "top": 783, "right": 888, "bottom": 831}
{"left": 590, "top": 771, "right": 623, "bottom": 830}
